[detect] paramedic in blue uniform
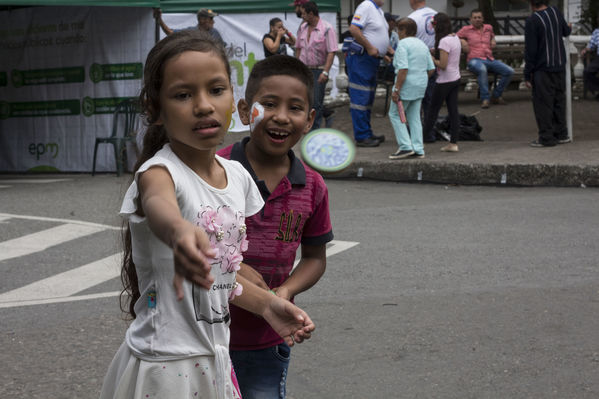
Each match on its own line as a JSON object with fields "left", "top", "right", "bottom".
{"left": 348, "top": 0, "right": 390, "bottom": 147}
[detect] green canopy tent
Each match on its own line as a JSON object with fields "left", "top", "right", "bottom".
{"left": 0, "top": 0, "right": 341, "bottom": 40}
{"left": 0, "top": 1, "right": 339, "bottom": 12}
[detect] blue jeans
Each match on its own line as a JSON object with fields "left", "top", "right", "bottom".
{"left": 467, "top": 58, "right": 514, "bottom": 100}
{"left": 310, "top": 69, "right": 326, "bottom": 131}
{"left": 230, "top": 343, "right": 291, "bottom": 399}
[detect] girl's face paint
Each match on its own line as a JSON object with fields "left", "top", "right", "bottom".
{"left": 249, "top": 102, "right": 265, "bottom": 132}
{"left": 224, "top": 105, "right": 233, "bottom": 132}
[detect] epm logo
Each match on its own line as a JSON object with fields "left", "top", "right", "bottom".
{"left": 29, "top": 142, "right": 59, "bottom": 160}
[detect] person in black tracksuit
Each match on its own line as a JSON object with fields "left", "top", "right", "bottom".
{"left": 524, "top": 0, "right": 572, "bottom": 147}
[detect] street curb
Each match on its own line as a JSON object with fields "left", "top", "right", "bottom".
{"left": 326, "top": 161, "right": 599, "bottom": 187}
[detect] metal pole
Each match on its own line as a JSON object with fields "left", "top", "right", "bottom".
{"left": 564, "top": 0, "right": 573, "bottom": 140}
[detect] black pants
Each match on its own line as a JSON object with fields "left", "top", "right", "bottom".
{"left": 584, "top": 56, "right": 599, "bottom": 93}
{"left": 421, "top": 72, "right": 437, "bottom": 141}
{"left": 531, "top": 70, "right": 567, "bottom": 145}
{"left": 422, "top": 79, "right": 460, "bottom": 144}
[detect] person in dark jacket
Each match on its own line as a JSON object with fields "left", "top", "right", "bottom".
{"left": 524, "top": 0, "right": 571, "bottom": 147}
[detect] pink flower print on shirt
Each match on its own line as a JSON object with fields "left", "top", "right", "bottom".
{"left": 224, "top": 251, "right": 243, "bottom": 273}
{"left": 195, "top": 205, "right": 247, "bottom": 275}
{"left": 228, "top": 282, "right": 243, "bottom": 300}
{"left": 240, "top": 237, "right": 249, "bottom": 252}
{"left": 201, "top": 207, "right": 223, "bottom": 234}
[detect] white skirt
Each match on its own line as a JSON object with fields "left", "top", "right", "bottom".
{"left": 100, "top": 341, "right": 242, "bottom": 399}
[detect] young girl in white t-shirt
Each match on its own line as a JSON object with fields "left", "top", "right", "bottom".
{"left": 100, "top": 30, "right": 315, "bottom": 399}
{"left": 422, "top": 12, "right": 462, "bottom": 153}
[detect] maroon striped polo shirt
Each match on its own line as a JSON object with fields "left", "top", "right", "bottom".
{"left": 218, "top": 137, "right": 333, "bottom": 350}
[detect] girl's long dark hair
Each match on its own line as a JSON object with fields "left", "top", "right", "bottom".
{"left": 120, "top": 30, "right": 231, "bottom": 319}
{"left": 433, "top": 13, "right": 453, "bottom": 59}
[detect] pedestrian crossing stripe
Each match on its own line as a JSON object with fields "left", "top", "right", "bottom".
{"left": 0, "top": 179, "right": 72, "bottom": 184}
{"left": 0, "top": 213, "right": 358, "bottom": 309}
{"left": 0, "top": 223, "right": 107, "bottom": 262}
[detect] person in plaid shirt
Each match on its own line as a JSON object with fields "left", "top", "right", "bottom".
{"left": 581, "top": 16, "right": 599, "bottom": 98}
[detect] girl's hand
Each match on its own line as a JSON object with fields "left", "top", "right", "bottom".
{"left": 171, "top": 221, "right": 216, "bottom": 300}
{"left": 262, "top": 296, "right": 315, "bottom": 346}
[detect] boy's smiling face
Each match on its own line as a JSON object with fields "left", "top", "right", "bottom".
{"left": 239, "top": 74, "right": 315, "bottom": 158}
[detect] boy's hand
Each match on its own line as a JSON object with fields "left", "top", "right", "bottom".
{"left": 262, "top": 296, "right": 315, "bottom": 346}
{"left": 272, "top": 285, "right": 292, "bottom": 301}
{"left": 171, "top": 221, "right": 216, "bottom": 300}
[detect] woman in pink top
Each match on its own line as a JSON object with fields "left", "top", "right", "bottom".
{"left": 422, "top": 13, "right": 462, "bottom": 152}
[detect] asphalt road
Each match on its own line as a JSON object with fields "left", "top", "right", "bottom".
{"left": 1, "top": 175, "right": 598, "bottom": 398}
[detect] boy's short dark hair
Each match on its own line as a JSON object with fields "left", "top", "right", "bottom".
{"left": 470, "top": 8, "right": 482, "bottom": 16}
{"left": 245, "top": 55, "right": 314, "bottom": 108}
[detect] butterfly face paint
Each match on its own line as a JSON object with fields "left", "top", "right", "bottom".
{"left": 249, "top": 102, "right": 264, "bottom": 132}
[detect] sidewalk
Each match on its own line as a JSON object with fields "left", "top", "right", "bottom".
{"left": 223, "top": 90, "right": 599, "bottom": 187}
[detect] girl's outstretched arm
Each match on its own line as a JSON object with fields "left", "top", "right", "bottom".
{"left": 138, "top": 166, "right": 216, "bottom": 299}
{"left": 231, "top": 274, "right": 315, "bottom": 346}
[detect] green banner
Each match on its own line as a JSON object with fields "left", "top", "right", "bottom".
{"left": 81, "top": 96, "right": 138, "bottom": 116}
{"left": 0, "top": 1, "right": 159, "bottom": 7}
{"left": 0, "top": 1, "right": 338, "bottom": 12}
{"left": 11, "top": 66, "right": 84, "bottom": 87}
{"left": 89, "top": 62, "right": 143, "bottom": 83}
{"left": 0, "top": 71, "right": 6, "bottom": 86}
{"left": 0, "top": 99, "right": 80, "bottom": 119}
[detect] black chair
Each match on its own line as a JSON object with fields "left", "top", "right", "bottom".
{"left": 92, "top": 98, "right": 139, "bottom": 176}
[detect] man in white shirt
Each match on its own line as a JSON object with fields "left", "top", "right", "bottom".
{"left": 348, "top": 0, "right": 390, "bottom": 147}
{"left": 408, "top": 0, "right": 438, "bottom": 142}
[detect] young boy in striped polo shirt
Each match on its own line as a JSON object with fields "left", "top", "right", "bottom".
{"left": 217, "top": 55, "right": 333, "bottom": 399}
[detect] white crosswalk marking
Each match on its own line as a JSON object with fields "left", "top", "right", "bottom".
{"left": 0, "top": 179, "right": 71, "bottom": 184}
{"left": 0, "top": 253, "right": 121, "bottom": 308}
{"left": 0, "top": 223, "right": 107, "bottom": 262}
{"left": 292, "top": 240, "right": 359, "bottom": 268}
{"left": 326, "top": 240, "right": 359, "bottom": 257}
{"left": 0, "top": 213, "right": 360, "bottom": 309}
